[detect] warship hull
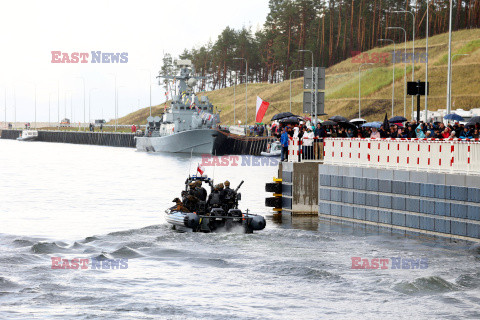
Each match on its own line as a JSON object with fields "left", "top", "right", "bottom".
{"left": 135, "top": 129, "right": 217, "bottom": 153}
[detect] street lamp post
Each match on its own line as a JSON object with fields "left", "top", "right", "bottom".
{"left": 233, "top": 71, "right": 236, "bottom": 125}
{"left": 379, "top": 39, "right": 396, "bottom": 117}
{"left": 108, "top": 73, "right": 117, "bottom": 131}
{"left": 48, "top": 92, "right": 55, "bottom": 127}
{"left": 57, "top": 81, "right": 60, "bottom": 127}
{"left": 392, "top": 10, "right": 415, "bottom": 116}
{"left": 233, "top": 57, "right": 248, "bottom": 127}
{"left": 425, "top": 0, "right": 430, "bottom": 121}
{"left": 140, "top": 69, "right": 152, "bottom": 117}
{"left": 450, "top": 54, "right": 469, "bottom": 109}
{"left": 117, "top": 86, "right": 126, "bottom": 127}
{"left": 359, "top": 63, "right": 374, "bottom": 118}
{"left": 75, "top": 76, "right": 86, "bottom": 130}
{"left": 387, "top": 27, "right": 407, "bottom": 117}
{"left": 289, "top": 69, "right": 304, "bottom": 113}
{"left": 89, "top": 88, "right": 98, "bottom": 123}
{"left": 299, "top": 49, "right": 315, "bottom": 123}
{"left": 446, "top": 0, "right": 454, "bottom": 114}
{"left": 4, "top": 88, "right": 6, "bottom": 129}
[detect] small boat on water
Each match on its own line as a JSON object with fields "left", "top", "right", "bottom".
{"left": 17, "top": 130, "right": 38, "bottom": 141}
{"left": 165, "top": 175, "right": 266, "bottom": 233}
{"left": 260, "top": 141, "right": 281, "bottom": 157}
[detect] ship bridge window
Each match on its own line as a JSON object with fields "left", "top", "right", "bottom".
{"left": 180, "top": 106, "right": 185, "bottom": 110}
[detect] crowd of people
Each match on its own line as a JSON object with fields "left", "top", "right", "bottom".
{"left": 274, "top": 120, "right": 480, "bottom": 161}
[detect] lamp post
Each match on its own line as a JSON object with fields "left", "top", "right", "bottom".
{"left": 379, "top": 39, "right": 396, "bottom": 117}
{"left": 299, "top": 49, "right": 315, "bottom": 122}
{"left": 446, "top": 0, "right": 454, "bottom": 114}
{"left": 233, "top": 57, "right": 247, "bottom": 127}
{"left": 392, "top": 10, "right": 415, "bottom": 116}
{"left": 233, "top": 71, "right": 236, "bottom": 125}
{"left": 359, "top": 63, "right": 374, "bottom": 118}
{"left": 3, "top": 87, "right": 6, "bottom": 129}
{"left": 450, "top": 54, "right": 469, "bottom": 110}
{"left": 425, "top": 0, "right": 430, "bottom": 121}
{"left": 75, "top": 76, "right": 86, "bottom": 130}
{"left": 117, "top": 86, "right": 126, "bottom": 127}
{"left": 57, "top": 81, "right": 60, "bottom": 127}
{"left": 48, "top": 92, "right": 54, "bottom": 127}
{"left": 140, "top": 69, "right": 152, "bottom": 117}
{"left": 387, "top": 27, "right": 407, "bottom": 117}
{"left": 89, "top": 88, "right": 98, "bottom": 123}
{"left": 289, "top": 69, "right": 304, "bottom": 113}
{"left": 108, "top": 73, "right": 117, "bottom": 131}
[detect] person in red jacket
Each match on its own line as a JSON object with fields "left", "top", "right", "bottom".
{"left": 131, "top": 124, "right": 137, "bottom": 133}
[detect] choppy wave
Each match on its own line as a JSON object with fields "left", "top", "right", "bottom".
{"left": 393, "top": 276, "right": 459, "bottom": 295}
{"left": 31, "top": 242, "right": 71, "bottom": 254}
{"left": 111, "top": 246, "right": 143, "bottom": 258}
{"left": 12, "top": 239, "right": 35, "bottom": 247}
{"left": 0, "top": 276, "right": 19, "bottom": 289}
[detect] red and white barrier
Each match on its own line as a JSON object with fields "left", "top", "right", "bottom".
{"left": 323, "top": 138, "right": 480, "bottom": 175}
{"left": 287, "top": 137, "right": 302, "bottom": 162}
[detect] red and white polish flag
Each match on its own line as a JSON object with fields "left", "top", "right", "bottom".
{"left": 256, "top": 96, "right": 270, "bottom": 123}
{"left": 197, "top": 164, "right": 205, "bottom": 175}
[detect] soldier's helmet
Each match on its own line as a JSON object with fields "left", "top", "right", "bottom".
{"left": 218, "top": 183, "right": 224, "bottom": 190}
{"left": 224, "top": 180, "right": 230, "bottom": 187}
{"left": 195, "top": 180, "right": 202, "bottom": 187}
{"left": 189, "top": 182, "right": 196, "bottom": 188}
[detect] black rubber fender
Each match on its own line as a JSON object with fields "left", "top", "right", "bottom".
{"left": 265, "top": 182, "right": 281, "bottom": 193}
{"left": 265, "top": 197, "right": 282, "bottom": 208}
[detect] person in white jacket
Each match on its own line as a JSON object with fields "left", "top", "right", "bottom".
{"left": 302, "top": 127, "right": 315, "bottom": 160}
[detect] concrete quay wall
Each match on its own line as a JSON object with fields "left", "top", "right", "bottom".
{"left": 318, "top": 164, "right": 480, "bottom": 242}
{"left": 279, "top": 161, "right": 480, "bottom": 242}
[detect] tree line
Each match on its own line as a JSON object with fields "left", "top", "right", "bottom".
{"left": 161, "top": 0, "right": 480, "bottom": 91}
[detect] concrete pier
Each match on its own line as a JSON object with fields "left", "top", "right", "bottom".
{"left": 0, "top": 130, "right": 135, "bottom": 148}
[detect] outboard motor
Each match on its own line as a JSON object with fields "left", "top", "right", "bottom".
{"left": 209, "top": 208, "right": 225, "bottom": 231}
{"left": 184, "top": 213, "right": 200, "bottom": 229}
{"left": 226, "top": 209, "right": 243, "bottom": 231}
{"left": 244, "top": 215, "right": 266, "bottom": 233}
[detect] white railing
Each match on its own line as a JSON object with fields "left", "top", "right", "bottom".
{"left": 287, "top": 137, "right": 324, "bottom": 162}
{"left": 322, "top": 138, "right": 480, "bottom": 175}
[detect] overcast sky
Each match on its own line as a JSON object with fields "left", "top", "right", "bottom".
{"left": 0, "top": 0, "right": 269, "bottom": 123}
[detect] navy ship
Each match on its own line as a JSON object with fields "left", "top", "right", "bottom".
{"left": 135, "top": 60, "right": 220, "bottom": 153}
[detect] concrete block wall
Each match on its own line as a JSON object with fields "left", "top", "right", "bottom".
{"left": 281, "top": 162, "right": 318, "bottom": 215}
{"left": 318, "top": 164, "right": 480, "bottom": 242}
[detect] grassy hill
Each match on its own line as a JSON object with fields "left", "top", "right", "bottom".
{"left": 118, "top": 29, "right": 480, "bottom": 125}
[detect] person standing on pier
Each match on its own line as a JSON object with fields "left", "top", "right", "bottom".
{"left": 280, "top": 127, "right": 289, "bottom": 162}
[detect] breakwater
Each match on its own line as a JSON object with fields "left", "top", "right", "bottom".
{"left": 1, "top": 130, "right": 135, "bottom": 147}
{"left": 1, "top": 129, "right": 278, "bottom": 155}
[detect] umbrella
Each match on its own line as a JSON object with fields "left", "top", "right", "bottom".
{"left": 280, "top": 116, "right": 300, "bottom": 124}
{"left": 382, "top": 113, "right": 389, "bottom": 131}
{"left": 389, "top": 116, "right": 408, "bottom": 123}
{"left": 271, "top": 112, "right": 294, "bottom": 121}
{"left": 329, "top": 115, "right": 348, "bottom": 122}
{"left": 362, "top": 122, "right": 381, "bottom": 129}
{"left": 444, "top": 114, "right": 464, "bottom": 121}
{"left": 350, "top": 118, "right": 367, "bottom": 124}
{"left": 465, "top": 116, "right": 480, "bottom": 127}
{"left": 337, "top": 121, "right": 357, "bottom": 130}
{"left": 321, "top": 120, "right": 337, "bottom": 126}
